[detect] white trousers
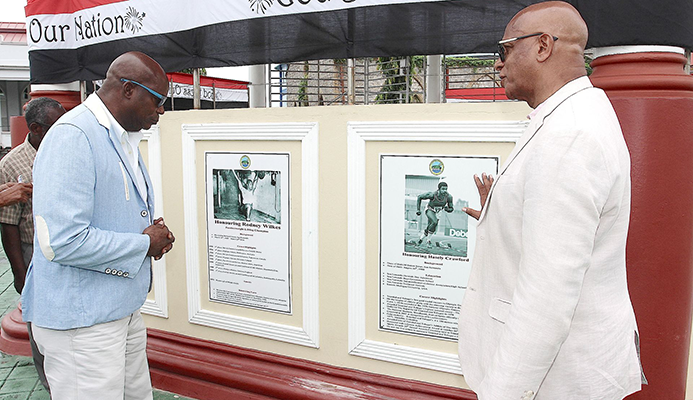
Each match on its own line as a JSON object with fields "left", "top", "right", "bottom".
{"left": 31, "top": 310, "right": 153, "bottom": 400}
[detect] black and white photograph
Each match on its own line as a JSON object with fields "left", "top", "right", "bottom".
{"left": 205, "top": 152, "right": 291, "bottom": 314}
{"left": 403, "top": 175, "right": 470, "bottom": 257}
{"left": 212, "top": 169, "right": 282, "bottom": 224}
{"left": 379, "top": 154, "right": 498, "bottom": 340}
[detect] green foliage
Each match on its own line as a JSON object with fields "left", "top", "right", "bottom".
{"left": 178, "top": 68, "right": 207, "bottom": 76}
{"left": 410, "top": 55, "right": 425, "bottom": 70}
{"left": 585, "top": 56, "right": 593, "bottom": 76}
{"left": 444, "top": 57, "right": 495, "bottom": 68}
{"left": 297, "top": 61, "right": 309, "bottom": 106}
{"left": 374, "top": 56, "right": 422, "bottom": 104}
{"left": 443, "top": 54, "right": 593, "bottom": 74}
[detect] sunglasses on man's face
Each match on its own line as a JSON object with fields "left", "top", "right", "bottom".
{"left": 120, "top": 78, "right": 168, "bottom": 108}
{"left": 497, "top": 32, "right": 559, "bottom": 62}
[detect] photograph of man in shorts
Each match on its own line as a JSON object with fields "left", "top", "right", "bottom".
{"left": 416, "top": 181, "right": 454, "bottom": 247}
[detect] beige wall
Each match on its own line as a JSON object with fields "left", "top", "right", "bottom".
{"left": 142, "top": 101, "right": 531, "bottom": 389}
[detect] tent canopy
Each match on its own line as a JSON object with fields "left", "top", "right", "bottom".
{"left": 24, "top": 0, "right": 693, "bottom": 83}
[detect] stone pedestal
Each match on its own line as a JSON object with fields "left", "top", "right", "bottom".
{"left": 0, "top": 304, "right": 31, "bottom": 357}
{"left": 8, "top": 83, "right": 81, "bottom": 148}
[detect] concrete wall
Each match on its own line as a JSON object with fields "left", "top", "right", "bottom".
{"left": 139, "top": 101, "right": 534, "bottom": 390}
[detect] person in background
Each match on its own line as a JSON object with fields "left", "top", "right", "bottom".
{"left": 22, "top": 51, "right": 175, "bottom": 400}
{"left": 0, "top": 184, "right": 32, "bottom": 220}
{"left": 0, "top": 97, "right": 65, "bottom": 392}
{"left": 0, "top": 97, "right": 65, "bottom": 294}
{"left": 457, "top": 3, "right": 644, "bottom": 399}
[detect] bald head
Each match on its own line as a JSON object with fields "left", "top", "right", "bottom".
{"left": 97, "top": 51, "right": 168, "bottom": 131}
{"left": 496, "top": 2, "right": 589, "bottom": 108}
{"left": 508, "top": 2, "right": 588, "bottom": 52}
{"left": 104, "top": 51, "right": 167, "bottom": 89}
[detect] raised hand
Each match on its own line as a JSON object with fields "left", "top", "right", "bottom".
{"left": 462, "top": 173, "right": 494, "bottom": 220}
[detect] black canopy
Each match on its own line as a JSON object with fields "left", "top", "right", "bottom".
{"left": 26, "top": 0, "right": 693, "bottom": 83}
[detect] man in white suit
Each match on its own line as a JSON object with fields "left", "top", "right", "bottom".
{"left": 457, "top": 3, "right": 645, "bottom": 399}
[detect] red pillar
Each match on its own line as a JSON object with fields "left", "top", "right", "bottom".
{"left": 28, "top": 89, "right": 81, "bottom": 111}
{"left": 9, "top": 116, "right": 27, "bottom": 149}
{"left": 7, "top": 87, "right": 81, "bottom": 148}
{"left": 590, "top": 48, "right": 693, "bottom": 399}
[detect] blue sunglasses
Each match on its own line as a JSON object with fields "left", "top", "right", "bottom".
{"left": 120, "top": 78, "right": 167, "bottom": 107}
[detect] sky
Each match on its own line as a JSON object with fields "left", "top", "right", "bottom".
{"left": 6, "top": 0, "right": 26, "bottom": 22}
{"left": 3, "top": 0, "right": 251, "bottom": 82}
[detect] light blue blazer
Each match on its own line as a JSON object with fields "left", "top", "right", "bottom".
{"left": 22, "top": 102, "right": 155, "bottom": 330}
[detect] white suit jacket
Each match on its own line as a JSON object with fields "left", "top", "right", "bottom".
{"left": 457, "top": 77, "right": 643, "bottom": 400}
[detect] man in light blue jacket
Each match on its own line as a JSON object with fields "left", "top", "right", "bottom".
{"left": 22, "top": 52, "right": 175, "bottom": 400}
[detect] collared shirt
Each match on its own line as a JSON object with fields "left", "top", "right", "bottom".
{"left": 0, "top": 134, "right": 36, "bottom": 244}
{"left": 527, "top": 100, "right": 546, "bottom": 120}
{"left": 528, "top": 76, "right": 592, "bottom": 122}
{"left": 83, "top": 94, "right": 148, "bottom": 204}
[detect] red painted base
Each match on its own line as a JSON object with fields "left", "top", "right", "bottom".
{"left": 0, "top": 306, "right": 31, "bottom": 357}
{"left": 0, "top": 318, "right": 477, "bottom": 400}
{"left": 148, "top": 329, "right": 477, "bottom": 400}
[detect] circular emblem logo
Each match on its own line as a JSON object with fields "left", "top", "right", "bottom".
{"left": 239, "top": 155, "right": 251, "bottom": 169}
{"left": 429, "top": 159, "right": 444, "bottom": 175}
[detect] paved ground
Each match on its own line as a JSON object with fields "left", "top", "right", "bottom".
{"left": 0, "top": 248, "right": 195, "bottom": 399}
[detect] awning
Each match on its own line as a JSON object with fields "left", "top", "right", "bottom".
{"left": 24, "top": 0, "right": 693, "bottom": 83}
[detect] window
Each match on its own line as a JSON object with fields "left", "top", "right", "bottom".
{"left": 0, "top": 87, "right": 6, "bottom": 133}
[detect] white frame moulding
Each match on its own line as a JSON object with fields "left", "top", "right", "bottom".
{"left": 182, "top": 123, "right": 320, "bottom": 348}
{"left": 141, "top": 126, "right": 169, "bottom": 318}
{"left": 347, "top": 121, "right": 526, "bottom": 374}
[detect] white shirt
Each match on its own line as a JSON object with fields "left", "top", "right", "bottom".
{"left": 83, "top": 94, "right": 148, "bottom": 204}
